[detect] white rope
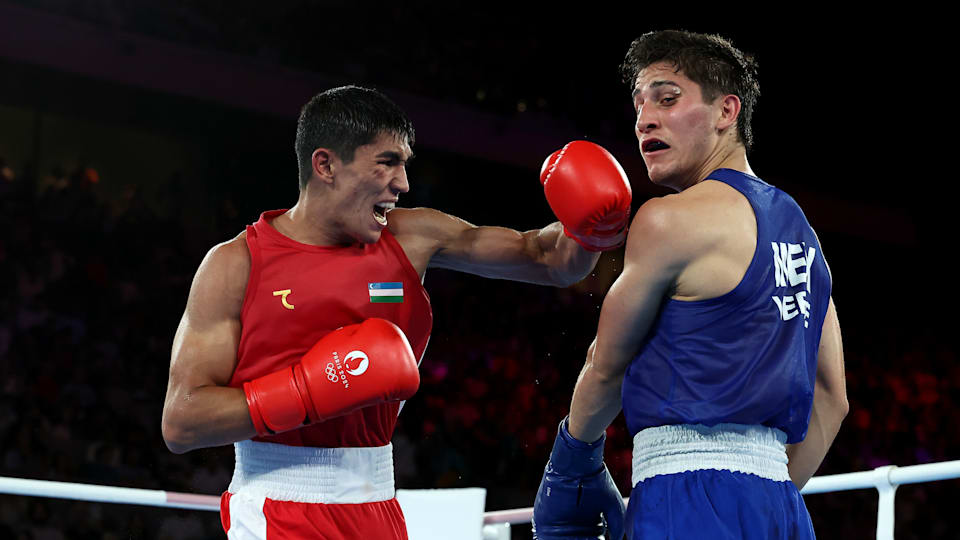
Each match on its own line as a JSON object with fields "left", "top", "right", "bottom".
{"left": 794, "top": 460, "right": 960, "bottom": 494}
{"left": 487, "top": 459, "right": 960, "bottom": 525}
{"left": 0, "top": 476, "right": 219, "bottom": 511}
{"left": 2, "top": 459, "right": 958, "bottom": 530}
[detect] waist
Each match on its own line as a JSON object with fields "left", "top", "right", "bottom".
{"left": 228, "top": 440, "right": 395, "bottom": 503}
{"left": 631, "top": 423, "right": 790, "bottom": 487}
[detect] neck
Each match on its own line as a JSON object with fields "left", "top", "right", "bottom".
{"left": 685, "top": 143, "right": 753, "bottom": 191}
{"left": 274, "top": 187, "right": 347, "bottom": 246}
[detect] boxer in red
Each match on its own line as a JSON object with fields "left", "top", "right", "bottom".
{"left": 161, "top": 85, "right": 632, "bottom": 539}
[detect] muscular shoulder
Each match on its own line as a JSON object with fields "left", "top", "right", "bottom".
{"left": 204, "top": 233, "right": 250, "bottom": 281}
{"left": 627, "top": 182, "right": 753, "bottom": 279}
{"left": 636, "top": 182, "right": 751, "bottom": 249}
{"left": 627, "top": 194, "right": 707, "bottom": 260}
{"left": 187, "top": 233, "right": 251, "bottom": 321}
{"left": 638, "top": 180, "right": 757, "bottom": 299}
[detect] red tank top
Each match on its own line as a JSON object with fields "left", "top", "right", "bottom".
{"left": 229, "top": 209, "right": 433, "bottom": 447}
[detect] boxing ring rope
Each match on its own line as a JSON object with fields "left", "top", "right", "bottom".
{"left": 2, "top": 460, "right": 959, "bottom": 540}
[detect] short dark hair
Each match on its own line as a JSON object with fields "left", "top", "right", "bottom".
{"left": 295, "top": 85, "right": 416, "bottom": 188}
{"left": 620, "top": 30, "right": 760, "bottom": 151}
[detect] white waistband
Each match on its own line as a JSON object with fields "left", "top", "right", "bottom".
{"left": 228, "top": 440, "right": 395, "bottom": 504}
{"left": 632, "top": 423, "right": 790, "bottom": 487}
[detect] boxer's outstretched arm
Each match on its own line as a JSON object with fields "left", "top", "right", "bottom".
{"left": 390, "top": 208, "right": 600, "bottom": 287}
{"left": 567, "top": 200, "right": 691, "bottom": 442}
{"left": 162, "top": 237, "right": 256, "bottom": 454}
{"left": 389, "top": 141, "right": 630, "bottom": 286}
{"left": 786, "top": 298, "right": 848, "bottom": 489}
{"left": 432, "top": 214, "right": 599, "bottom": 286}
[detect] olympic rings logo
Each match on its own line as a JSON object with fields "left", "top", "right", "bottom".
{"left": 325, "top": 362, "right": 339, "bottom": 383}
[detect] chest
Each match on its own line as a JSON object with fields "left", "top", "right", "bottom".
{"left": 233, "top": 222, "right": 433, "bottom": 390}
{"left": 250, "top": 245, "right": 422, "bottom": 329}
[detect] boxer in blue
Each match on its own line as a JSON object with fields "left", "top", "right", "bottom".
{"left": 533, "top": 30, "right": 849, "bottom": 539}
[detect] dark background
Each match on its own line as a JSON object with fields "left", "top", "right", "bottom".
{"left": 0, "top": 2, "right": 954, "bottom": 539}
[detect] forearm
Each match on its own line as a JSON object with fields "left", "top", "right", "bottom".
{"left": 567, "top": 361, "right": 624, "bottom": 443}
{"left": 786, "top": 392, "right": 848, "bottom": 489}
{"left": 162, "top": 385, "right": 256, "bottom": 454}
{"left": 536, "top": 221, "right": 601, "bottom": 286}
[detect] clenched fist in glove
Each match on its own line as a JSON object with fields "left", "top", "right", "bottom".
{"left": 533, "top": 417, "right": 625, "bottom": 540}
{"left": 243, "top": 318, "right": 419, "bottom": 436}
{"left": 540, "top": 141, "right": 632, "bottom": 252}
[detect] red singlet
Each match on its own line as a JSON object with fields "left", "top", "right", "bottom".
{"left": 229, "top": 209, "right": 433, "bottom": 447}
{"left": 221, "top": 210, "right": 433, "bottom": 539}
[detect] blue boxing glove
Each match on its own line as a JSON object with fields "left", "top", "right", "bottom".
{"left": 532, "top": 417, "right": 625, "bottom": 540}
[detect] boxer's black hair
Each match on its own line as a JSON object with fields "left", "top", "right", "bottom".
{"left": 295, "top": 85, "right": 415, "bottom": 188}
{"left": 621, "top": 30, "right": 760, "bottom": 152}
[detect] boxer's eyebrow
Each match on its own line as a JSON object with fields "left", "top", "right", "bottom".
{"left": 376, "top": 151, "right": 414, "bottom": 163}
{"left": 633, "top": 80, "right": 681, "bottom": 104}
{"left": 650, "top": 80, "right": 679, "bottom": 89}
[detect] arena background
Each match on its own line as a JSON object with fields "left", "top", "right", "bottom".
{"left": 0, "top": 2, "right": 952, "bottom": 538}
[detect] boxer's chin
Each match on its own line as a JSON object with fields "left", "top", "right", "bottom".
{"left": 645, "top": 163, "right": 683, "bottom": 191}
{"left": 644, "top": 164, "right": 669, "bottom": 185}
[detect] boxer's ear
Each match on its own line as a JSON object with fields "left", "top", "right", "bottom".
{"left": 716, "top": 94, "right": 741, "bottom": 134}
{"left": 311, "top": 148, "right": 336, "bottom": 184}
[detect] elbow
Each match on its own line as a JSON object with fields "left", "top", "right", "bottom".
{"left": 161, "top": 415, "right": 194, "bottom": 455}
{"left": 825, "top": 392, "right": 849, "bottom": 428}
{"left": 165, "top": 442, "right": 190, "bottom": 455}
{"left": 837, "top": 395, "right": 850, "bottom": 420}
{"left": 832, "top": 383, "right": 850, "bottom": 419}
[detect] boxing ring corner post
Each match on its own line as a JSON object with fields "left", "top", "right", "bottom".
{"left": 2, "top": 460, "right": 959, "bottom": 540}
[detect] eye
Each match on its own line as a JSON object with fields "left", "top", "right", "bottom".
{"left": 662, "top": 96, "right": 676, "bottom": 105}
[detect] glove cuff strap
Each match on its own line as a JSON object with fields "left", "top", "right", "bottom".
{"left": 549, "top": 417, "right": 606, "bottom": 476}
{"left": 243, "top": 381, "right": 272, "bottom": 437}
{"left": 560, "top": 417, "right": 604, "bottom": 449}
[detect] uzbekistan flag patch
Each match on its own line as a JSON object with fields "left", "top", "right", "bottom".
{"left": 369, "top": 282, "right": 403, "bottom": 303}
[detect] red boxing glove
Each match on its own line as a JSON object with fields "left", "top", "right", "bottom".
{"left": 540, "top": 141, "right": 632, "bottom": 252}
{"left": 243, "top": 318, "right": 419, "bottom": 436}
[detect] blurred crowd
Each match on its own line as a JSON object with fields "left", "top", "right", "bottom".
{"left": 0, "top": 151, "right": 957, "bottom": 539}
{"left": 6, "top": 0, "right": 633, "bottom": 139}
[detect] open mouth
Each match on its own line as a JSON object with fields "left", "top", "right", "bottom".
{"left": 373, "top": 201, "right": 395, "bottom": 226}
{"left": 642, "top": 139, "right": 670, "bottom": 153}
